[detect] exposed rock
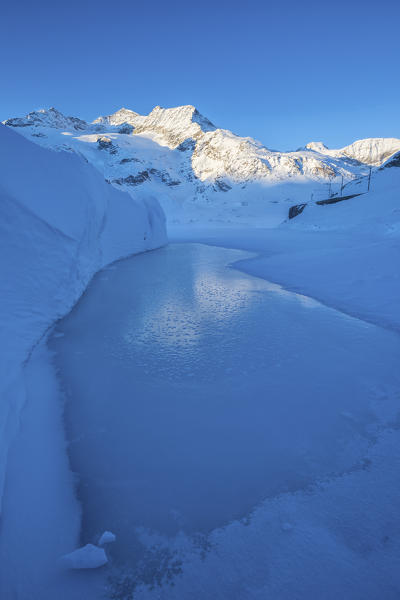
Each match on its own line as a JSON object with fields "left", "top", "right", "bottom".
{"left": 119, "top": 157, "right": 140, "bottom": 164}
{"left": 381, "top": 150, "right": 400, "bottom": 169}
{"left": 148, "top": 168, "right": 181, "bottom": 186}
{"left": 214, "top": 179, "right": 232, "bottom": 192}
{"left": 113, "top": 168, "right": 181, "bottom": 187}
{"left": 97, "top": 136, "right": 118, "bottom": 154}
{"left": 113, "top": 171, "right": 151, "bottom": 185}
{"left": 117, "top": 123, "right": 134, "bottom": 135}
{"left": 177, "top": 138, "right": 196, "bottom": 152}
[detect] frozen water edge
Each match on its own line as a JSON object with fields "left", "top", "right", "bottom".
{"left": 50, "top": 242, "right": 400, "bottom": 599}
{"left": 0, "top": 341, "right": 108, "bottom": 599}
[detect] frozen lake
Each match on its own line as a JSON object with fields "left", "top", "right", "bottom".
{"left": 50, "top": 243, "right": 399, "bottom": 567}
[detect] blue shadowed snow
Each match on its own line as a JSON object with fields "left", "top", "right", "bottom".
{"left": 50, "top": 243, "right": 400, "bottom": 572}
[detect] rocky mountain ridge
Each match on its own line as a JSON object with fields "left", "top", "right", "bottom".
{"left": 306, "top": 138, "right": 400, "bottom": 167}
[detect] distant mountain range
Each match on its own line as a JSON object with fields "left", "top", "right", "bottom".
{"left": 4, "top": 105, "right": 400, "bottom": 226}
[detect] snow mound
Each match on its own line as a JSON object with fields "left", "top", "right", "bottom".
{"left": 98, "top": 531, "right": 116, "bottom": 546}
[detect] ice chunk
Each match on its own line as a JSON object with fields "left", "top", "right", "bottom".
{"left": 98, "top": 531, "right": 116, "bottom": 546}
{"left": 60, "top": 544, "right": 107, "bottom": 569}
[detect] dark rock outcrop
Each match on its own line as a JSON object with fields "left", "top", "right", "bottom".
{"left": 97, "top": 136, "right": 118, "bottom": 154}
{"left": 288, "top": 203, "right": 307, "bottom": 219}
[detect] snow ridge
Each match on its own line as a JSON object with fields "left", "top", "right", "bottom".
{"left": 5, "top": 107, "right": 88, "bottom": 132}
{"left": 131, "top": 104, "right": 216, "bottom": 148}
{"left": 92, "top": 107, "right": 146, "bottom": 130}
{"left": 306, "top": 137, "right": 400, "bottom": 166}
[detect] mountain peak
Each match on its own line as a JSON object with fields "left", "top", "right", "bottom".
{"left": 92, "top": 107, "right": 145, "bottom": 129}
{"left": 132, "top": 104, "right": 216, "bottom": 148}
{"left": 147, "top": 104, "right": 214, "bottom": 127}
{"left": 305, "top": 137, "right": 400, "bottom": 166}
{"left": 306, "top": 141, "right": 329, "bottom": 152}
{"left": 3, "top": 107, "right": 88, "bottom": 131}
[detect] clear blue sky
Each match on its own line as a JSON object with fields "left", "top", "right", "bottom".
{"left": 1, "top": 0, "right": 399, "bottom": 150}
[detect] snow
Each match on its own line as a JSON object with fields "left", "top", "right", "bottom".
{"left": 170, "top": 162, "right": 400, "bottom": 332}
{"left": 5, "top": 106, "right": 88, "bottom": 131}
{"left": 98, "top": 531, "right": 117, "bottom": 546}
{"left": 131, "top": 104, "right": 216, "bottom": 148}
{"left": 44, "top": 238, "right": 400, "bottom": 600}
{"left": 61, "top": 544, "right": 108, "bottom": 569}
{"left": 93, "top": 107, "right": 146, "bottom": 129}
{"left": 306, "top": 137, "right": 400, "bottom": 166}
{"left": 131, "top": 425, "right": 400, "bottom": 600}
{"left": 4, "top": 105, "right": 377, "bottom": 228}
{"left": 0, "top": 123, "right": 166, "bottom": 596}
{"left": 0, "top": 341, "right": 81, "bottom": 597}
{"left": 48, "top": 238, "right": 400, "bottom": 598}
{"left": 125, "top": 164, "right": 400, "bottom": 597}
{"left": 1, "top": 101, "right": 400, "bottom": 599}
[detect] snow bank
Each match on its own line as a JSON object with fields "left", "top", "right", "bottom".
{"left": 288, "top": 165, "right": 400, "bottom": 234}
{"left": 174, "top": 165, "right": 400, "bottom": 332}
{"left": 270, "top": 166, "right": 400, "bottom": 330}
{"left": 0, "top": 122, "right": 166, "bottom": 527}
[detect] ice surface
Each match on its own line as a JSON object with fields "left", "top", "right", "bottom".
{"left": 50, "top": 243, "right": 400, "bottom": 594}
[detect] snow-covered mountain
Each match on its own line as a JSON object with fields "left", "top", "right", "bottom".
{"left": 5, "top": 107, "right": 89, "bottom": 132}
{"left": 305, "top": 138, "right": 400, "bottom": 167}
{"left": 4, "top": 105, "right": 398, "bottom": 226}
{"left": 92, "top": 107, "right": 146, "bottom": 131}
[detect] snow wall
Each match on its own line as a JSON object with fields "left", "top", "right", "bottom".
{"left": 0, "top": 123, "right": 167, "bottom": 516}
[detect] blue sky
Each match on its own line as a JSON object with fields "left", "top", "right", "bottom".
{"left": 1, "top": 0, "right": 399, "bottom": 150}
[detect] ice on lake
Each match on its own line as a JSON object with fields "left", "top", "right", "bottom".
{"left": 50, "top": 243, "right": 400, "bottom": 566}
